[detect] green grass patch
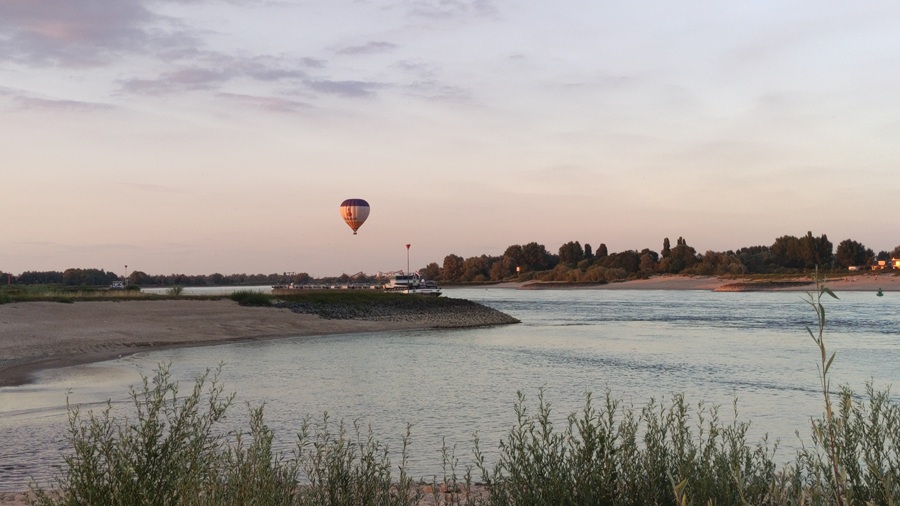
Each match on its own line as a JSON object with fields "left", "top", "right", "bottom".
{"left": 228, "top": 290, "right": 272, "bottom": 306}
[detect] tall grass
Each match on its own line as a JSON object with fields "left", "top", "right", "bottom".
{"left": 30, "top": 275, "right": 900, "bottom": 505}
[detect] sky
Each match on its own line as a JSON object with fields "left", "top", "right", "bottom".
{"left": 2, "top": 0, "right": 899, "bottom": 277}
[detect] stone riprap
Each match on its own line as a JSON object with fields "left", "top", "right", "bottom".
{"left": 273, "top": 296, "right": 520, "bottom": 327}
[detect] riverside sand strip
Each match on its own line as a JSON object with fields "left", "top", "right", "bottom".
{"left": 0, "top": 298, "right": 519, "bottom": 387}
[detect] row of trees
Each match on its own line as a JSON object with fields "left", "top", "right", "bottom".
{"left": 423, "top": 233, "right": 900, "bottom": 284}
{"left": 0, "top": 269, "right": 327, "bottom": 288}
{"left": 0, "top": 268, "right": 401, "bottom": 287}
{"left": 3, "top": 233, "right": 898, "bottom": 287}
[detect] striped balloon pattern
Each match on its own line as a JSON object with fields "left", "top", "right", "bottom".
{"left": 340, "top": 198, "right": 370, "bottom": 235}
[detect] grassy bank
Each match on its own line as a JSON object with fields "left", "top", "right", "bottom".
{"left": 25, "top": 277, "right": 900, "bottom": 505}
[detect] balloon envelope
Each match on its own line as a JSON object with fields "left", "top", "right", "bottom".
{"left": 340, "top": 199, "right": 370, "bottom": 234}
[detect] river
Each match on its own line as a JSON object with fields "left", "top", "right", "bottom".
{"left": 1, "top": 288, "right": 898, "bottom": 490}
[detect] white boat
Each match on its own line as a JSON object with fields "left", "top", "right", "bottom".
{"left": 383, "top": 273, "right": 442, "bottom": 296}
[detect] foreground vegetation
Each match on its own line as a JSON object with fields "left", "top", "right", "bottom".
{"left": 27, "top": 278, "right": 900, "bottom": 505}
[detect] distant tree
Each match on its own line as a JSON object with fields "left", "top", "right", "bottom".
{"left": 735, "top": 246, "right": 773, "bottom": 274}
{"left": 521, "top": 242, "right": 554, "bottom": 271}
{"left": 63, "top": 268, "right": 117, "bottom": 286}
{"left": 639, "top": 248, "right": 659, "bottom": 264}
{"left": 835, "top": 239, "right": 872, "bottom": 268}
{"left": 663, "top": 238, "right": 698, "bottom": 273}
{"left": 489, "top": 256, "right": 516, "bottom": 281}
{"left": 892, "top": 244, "right": 900, "bottom": 259}
{"left": 422, "top": 262, "right": 441, "bottom": 280}
{"left": 662, "top": 237, "right": 671, "bottom": 258}
{"left": 558, "top": 241, "right": 584, "bottom": 266}
{"left": 876, "top": 250, "right": 891, "bottom": 262}
{"left": 127, "top": 270, "right": 152, "bottom": 285}
{"left": 601, "top": 250, "right": 641, "bottom": 274}
{"left": 441, "top": 254, "right": 464, "bottom": 281}
{"left": 639, "top": 253, "right": 657, "bottom": 274}
{"left": 596, "top": 243, "right": 608, "bottom": 258}
{"left": 583, "top": 243, "right": 593, "bottom": 259}
{"left": 462, "top": 255, "right": 490, "bottom": 282}
{"left": 638, "top": 248, "right": 659, "bottom": 274}
{"left": 692, "top": 250, "right": 745, "bottom": 276}
{"left": 799, "top": 231, "right": 833, "bottom": 269}
{"left": 771, "top": 235, "right": 803, "bottom": 269}
{"left": 291, "top": 272, "right": 312, "bottom": 284}
{"left": 502, "top": 245, "right": 525, "bottom": 272}
{"left": 18, "top": 271, "right": 64, "bottom": 284}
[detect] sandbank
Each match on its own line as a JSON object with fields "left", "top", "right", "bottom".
{"left": 0, "top": 300, "right": 435, "bottom": 388}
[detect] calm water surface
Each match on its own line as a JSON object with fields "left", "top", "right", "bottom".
{"left": 1, "top": 288, "right": 898, "bottom": 490}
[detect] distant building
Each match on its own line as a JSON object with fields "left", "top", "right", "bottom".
{"left": 872, "top": 260, "right": 892, "bottom": 271}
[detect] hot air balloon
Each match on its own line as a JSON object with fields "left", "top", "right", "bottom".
{"left": 340, "top": 198, "right": 370, "bottom": 235}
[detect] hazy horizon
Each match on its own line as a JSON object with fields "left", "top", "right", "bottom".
{"left": 3, "top": 1, "right": 899, "bottom": 277}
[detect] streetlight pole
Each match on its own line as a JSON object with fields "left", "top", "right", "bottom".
{"left": 406, "top": 244, "right": 411, "bottom": 276}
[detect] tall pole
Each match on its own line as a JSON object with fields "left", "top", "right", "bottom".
{"left": 406, "top": 244, "right": 411, "bottom": 276}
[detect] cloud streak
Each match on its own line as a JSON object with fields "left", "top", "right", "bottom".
{"left": 12, "top": 95, "right": 113, "bottom": 113}
{"left": 0, "top": 0, "right": 195, "bottom": 67}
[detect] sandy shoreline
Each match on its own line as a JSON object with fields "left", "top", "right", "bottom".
{"left": 0, "top": 300, "right": 444, "bottom": 388}
{"left": 3, "top": 275, "right": 895, "bottom": 386}
{"left": 3, "top": 274, "right": 895, "bottom": 386}
{"left": 507, "top": 272, "right": 900, "bottom": 292}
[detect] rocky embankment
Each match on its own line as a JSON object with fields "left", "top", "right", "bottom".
{"left": 714, "top": 281, "right": 814, "bottom": 292}
{"left": 272, "top": 296, "right": 520, "bottom": 328}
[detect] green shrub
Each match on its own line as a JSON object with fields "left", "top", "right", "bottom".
{"left": 166, "top": 285, "right": 185, "bottom": 297}
{"left": 229, "top": 290, "right": 271, "bottom": 306}
{"left": 473, "top": 390, "right": 778, "bottom": 505}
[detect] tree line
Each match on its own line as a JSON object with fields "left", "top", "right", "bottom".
{"left": 2, "top": 232, "right": 898, "bottom": 287}
{"left": 0, "top": 269, "right": 347, "bottom": 287}
{"left": 422, "top": 232, "right": 900, "bottom": 284}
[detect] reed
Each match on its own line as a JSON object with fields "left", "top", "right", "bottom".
{"left": 166, "top": 285, "right": 185, "bottom": 297}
